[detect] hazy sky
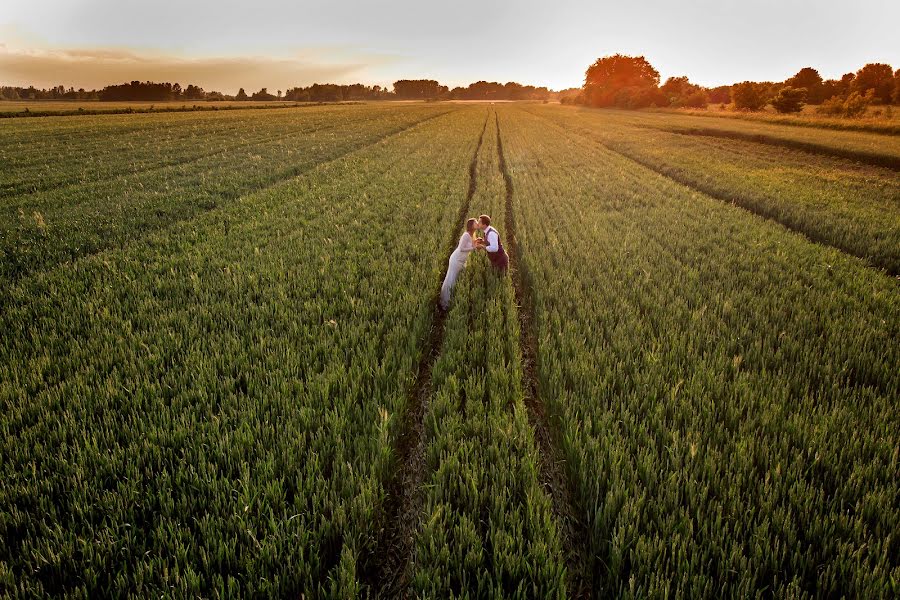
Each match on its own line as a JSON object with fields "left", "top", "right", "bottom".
{"left": 2, "top": 0, "right": 898, "bottom": 93}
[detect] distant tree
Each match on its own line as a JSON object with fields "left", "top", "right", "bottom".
{"left": 251, "top": 87, "right": 277, "bottom": 101}
{"left": 172, "top": 83, "right": 182, "bottom": 98}
{"left": 277, "top": 90, "right": 282, "bottom": 99}
{"left": 707, "top": 85, "right": 731, "bottom": 104}
{"left": 894, "top": 68, "right": 900, "bottom": 104}
{"left": 182, "top": 84, "right": 205, "bottom": 100}
{"left": 731, "top": 81, "right": 766, "bottom": 111}
{"left": 393, "top": 79, "right": 446, "bottom": 99}
{"left": 307, "top": 84, "right": 343, "bottom": 102}
{"left": 853, "top": 63, "right": 894, "bottom": 103}
{"left": 682, "top": 90, "right": 709, "bottom": 108}
{"left": 786, "top": 67, "right": 823, "bottom": 103}
{"left": 844, "top": 89, "right": 876, "bottom": 116}
{"left": 100, "top": 81, "right": 182, "bottom": 101}
{"left": 235, "top": 88, "right": 249, "bottom": 101}
{"left": 557, "top": 88, "right": 583, "bottom": 104}
{"left": 818, "top": 88, "right": 875, "bottom": 117}
{"left": 583, "top": 54, "right": 661, "bottom": 108}
{"left": 660, "top": 76, "right": 704, "bottom": 107}
{"left": 771, "top": 86, "right": 807, "bottom": 113}
{"left": 285, "top": 87, "right": 311, "bottom": 102}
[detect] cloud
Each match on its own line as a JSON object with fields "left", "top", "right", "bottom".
{"left": 0, "top": 45, "right": 382, "bottom": 93}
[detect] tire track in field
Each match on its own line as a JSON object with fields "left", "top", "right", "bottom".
{"left": 0, "top": 108, "right": 424, "bottom": 202}
{"left": 366, "top": 112, "right": 489, "bottom": 600}
{"left": 1, "top": 109, "right": 455, "bottom": 289}
{"left": 527, "top": 110, "right": 899, "bottom": 278}
{"left": 495, "top": 112, "right": 595, "bottom": 599}
{"left": 596, "top": 139, "right": 899, "bottom": 278}
{"left": 646, "top": 125, "right": 900, "bottom": 171}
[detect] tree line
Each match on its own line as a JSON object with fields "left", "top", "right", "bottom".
{"left": 1, "top": 79, "right": 553, "bottom": 103}
{"left": 563, "top": 54, "right": 900, "bottom": 116}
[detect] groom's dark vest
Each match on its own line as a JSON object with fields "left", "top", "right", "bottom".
{"left": 484, "top": 226, "right": 509, "bottom": 271}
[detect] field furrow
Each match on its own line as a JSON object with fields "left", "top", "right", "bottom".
{"left": 498, "top": 105, "right": 899, "bottom": 598}
{"left": 555, "top": 107, "right": 900, "bottom": 167}
{"left": 0, "top": 105, "right": 434, "bottom": 199}
{"left": 2, "top": 101, "right": 897, "bottom": 598}
{"left": 409, "top": 112, "right": 568, "bottom": 599}
{"left": 0, "top": 105, "right": 453, "bottom": 285}
{"left": 527, "top": 105, "right": 900, "bottom": 275}
{"left": 367, "top": 111, "right": 489, "bottom": 598}
{"left": 496, "top": 113, "right": 594, "bottom": 598}
{"left": 0, "top": 106, "right": 483, "bottom": 598}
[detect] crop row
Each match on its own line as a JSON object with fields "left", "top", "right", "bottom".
{"left": 526, "top": 105, "right": 900, "bottom": 274}
{"left": 0, "top": 104, "right": 435, "bottom": 198}
{"left": 498, "top": 105, "right": 900, "bottom": 598}
{"left": 564, "top": 107, "right": 900, "bottom": 167}
{"left": 0, "top": 107, "right": 484, "bottom": 597}
{"left": 410, "top": 114, "right": 567, "bottom": 598}
{"left": 0, "top": 104, "right": 452, "bottom": 285}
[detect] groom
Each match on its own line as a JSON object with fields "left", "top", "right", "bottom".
{"left": 477, "top": 214, "right": 509, "bottom": 273}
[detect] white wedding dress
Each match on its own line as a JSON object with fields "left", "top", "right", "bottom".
{"left": 440, "top": 232, "right": 476, "bottom": 309}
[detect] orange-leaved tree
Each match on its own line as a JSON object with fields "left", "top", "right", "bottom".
{"left": 584, "top": 54, "right": 662, "bottom": 108}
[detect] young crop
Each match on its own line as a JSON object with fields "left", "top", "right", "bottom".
{"left": 0, "top": 104, "right": 452, "bottom": 285}
{"left": 526, "top": 105, "right": 900, "bottom": 274}
{"left": 411, "top": 115, "right": 566, "bottom": 598}
{"left": 0, "top": 107, "right": 483, "bottom": 597}
{"left": 497, "top": 105, "right": 900, "bottom": 598}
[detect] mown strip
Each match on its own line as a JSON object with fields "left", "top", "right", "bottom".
{"left": 0, "top": 107, "right": 484, "bottom": 598}
{"left": 498, "top": 105, "right": 900, "bottom": 598}
{"left": 366, "top": 110, "right": 489, "bottom": 598}
{"left": 496, "top": 113, "right": 594, "bottom": 598}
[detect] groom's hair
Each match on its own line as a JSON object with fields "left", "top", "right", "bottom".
{"left": 479, "top": 215, "right": 491, "bottom": 226}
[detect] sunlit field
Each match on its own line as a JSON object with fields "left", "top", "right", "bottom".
{"left": 2, "top": 103, "right": 898, "bottom": 598}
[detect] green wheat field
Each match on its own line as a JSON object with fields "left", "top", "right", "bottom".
{"left": 1, "top": 103, "right": 898, "bottom": 598}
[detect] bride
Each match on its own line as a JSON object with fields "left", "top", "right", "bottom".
{"left": 440, "top": 218, "right": 481, "bottom": 309}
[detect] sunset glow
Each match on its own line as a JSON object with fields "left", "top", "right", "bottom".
{"left": 3, "top": 0, "right": 899, "bottom": 92}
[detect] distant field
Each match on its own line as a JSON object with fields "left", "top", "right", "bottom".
{"left": 0, "top": 99, "right": 335, "bottom": 116}
{"left": 2, "top": 103, "right": 897, "bottom": 598}
{"left": 657, "top": 103, "right": 900, "bottom": 134}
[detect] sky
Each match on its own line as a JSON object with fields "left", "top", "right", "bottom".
{"left": 1, "top": 0, "right": 898, "bottom": 93}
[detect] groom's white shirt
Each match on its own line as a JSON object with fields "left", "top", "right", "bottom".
{"left": 484, "top": 227, "right": 500, "bottom": 253}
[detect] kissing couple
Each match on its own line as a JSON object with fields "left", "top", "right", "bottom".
{"left": 440, "top": 214, "right": 509, "bottom": 310}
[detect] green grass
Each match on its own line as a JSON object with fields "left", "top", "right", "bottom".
{"left": 527, "top": 105, "right": 900, "bottom": 274}
{"left": 652, "top": 105, "right": 900, "bottom": 136}
{"left": 1, "top": 103, "right": 898, "bottom": 598}
{"left": 499, "top": 105, "right": 900, "bottom": 598}
{"left": 411, "top": 114, "right": 566, "bottom": 598}
{"left": 559, "top": 106, "right": 900, "bottom": 168}
{"left": 0, "top": 107, "right": 483, "bottom": 597}
{"left": 0, "top": 104, "right": 452, "bottom": 284}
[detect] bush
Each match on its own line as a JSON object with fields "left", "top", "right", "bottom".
{"left": 816, "top": 89, "right": 875, "bottom": 117}
{"left": 732, "top": 82, "right": 766, "bottom": 111}
{"left": 682, "top": 90, "right": 709, "bottom": 108}
{"left": 817, "top": 95, "right": 845, "bottom": 116}
{"left": 771, "top": 86, "right": 807, "bottom": 113}
{"left": 843, "top": 89, "right": 875, "bottom": 117}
